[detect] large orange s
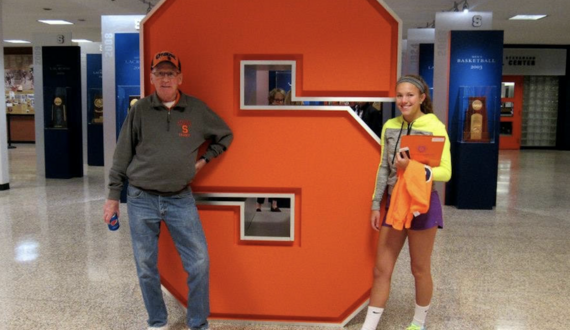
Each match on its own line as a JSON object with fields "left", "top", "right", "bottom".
{"left": 142, "top": 0, "right": 400, "bottom": 326}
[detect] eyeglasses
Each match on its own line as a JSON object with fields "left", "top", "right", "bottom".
{"left": 273, "top": 98, "right": 285, "bottom": 103}
{"left": 152, "top": 71, "right": 179, "bottom": 79}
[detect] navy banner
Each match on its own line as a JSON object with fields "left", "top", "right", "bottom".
{"left": 446, "top": 30, "right": 504, "bottom": 209}
{"left": 114, "top": 33, "right": 140, "bottom": 138}
{"left": 87, "top": 54, "right": 104, "bottom": 166}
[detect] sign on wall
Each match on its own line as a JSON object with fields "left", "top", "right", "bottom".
{"left": 503, "top": 48, "right": 567, "bottom": 76}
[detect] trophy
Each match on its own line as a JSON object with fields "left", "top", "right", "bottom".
{"left": 93, "top": 95, "right": 104, "bottom": 124}
{"left": 463, "top": 97, "right": 489, "bottom": 142}
{"left": 128, "top": 95, "right": 140, "bottom": 112}
{"left": 52, "top": 95, "right": 67, "bottom": 128}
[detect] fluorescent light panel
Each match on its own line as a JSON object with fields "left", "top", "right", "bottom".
{"left": 4, "top": 40, "right": 31, "bottom": 44}
{"left": 509, "top": 15, "right": 547, "bottom": 20}
{"left": 38, "top": 19, "right": 73, "bottom": 25}
{"left": 72, "top": 39, "right": 93, "bottom": 43}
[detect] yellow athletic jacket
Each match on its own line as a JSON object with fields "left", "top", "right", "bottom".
{"left": 371, "top": 113, "right": 451, "bottom": 210}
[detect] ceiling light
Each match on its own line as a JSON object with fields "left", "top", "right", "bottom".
{"left": 509, "top": 15, "right": 547, "bottom": 20}
{"left": 4, "top": 40, "right": 31, "bottom": 44}
{"left": 72, "top": 39, "right": 93, "bottom": 43}
{"left": 462, "top": 0, "right": 469, "bottom": 12}
{"left": 452, "top": 1, "right": 459, "bottom": 12}
{"left": 38, "top": 19, "right": 74, "bottom": 25}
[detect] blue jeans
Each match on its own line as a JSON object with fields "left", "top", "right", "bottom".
{"left": 127, "top": 185, "right": 210, "bottom": 330}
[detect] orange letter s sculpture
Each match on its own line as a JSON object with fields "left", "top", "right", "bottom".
{"left": 141, "top": 0, "right": 400, "bottom": 326}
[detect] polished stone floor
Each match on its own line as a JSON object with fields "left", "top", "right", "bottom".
{"left": 1, "top": 144, "right": 569, "bottom": 329}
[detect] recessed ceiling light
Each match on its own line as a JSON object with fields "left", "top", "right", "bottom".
{"left": 4, "top": 40, "right": 31, "bottom": 44}
{"left": 71, "top": 39, "right": 93, "bottom": 43}
{"left": 509, "top": 15, "right": 547, "bottom": 20}
{"left": 38, "top": 19, "right": 74, "bottom": 25}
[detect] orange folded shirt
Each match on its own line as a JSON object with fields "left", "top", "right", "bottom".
{"left": 386, "top": 160, "right": 433, "bottom": 230}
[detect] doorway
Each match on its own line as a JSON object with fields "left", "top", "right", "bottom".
{"left": 500, "top": 76, "right": 523, "bottom": 150}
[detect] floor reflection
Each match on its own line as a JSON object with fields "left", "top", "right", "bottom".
{"left": 0, "top": 145, "right": 569, "bottom": 329}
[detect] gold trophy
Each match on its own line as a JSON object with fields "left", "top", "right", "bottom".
{"left": 52, "top": 96, "right": 67, "bottom": 128}
{"left": 463, "top": 97, "right": 489, "bottom": 142}
{"left": 93, "top": 96, "right": 103, "bottom": 123}
{"left": 128, "top": 96, "right": 139, "bottom": 112}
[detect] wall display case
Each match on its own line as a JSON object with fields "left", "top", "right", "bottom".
{"left": 457, "top": 86, "right": 497, "bottom": 143}
{"left": 499, "top": 76, "right": 523, "bottom": 150}
{"left": 5, "top": 90, "right": 36, "bottom": 143}
{"left": 42, "top": 46, "right": 83, "bottom": 179}
{"left": 128, "top": 95, "right": 139, "bottom": 112}
{"left": 90, "top": 90, "right": 104, "bottom": 124}
{"left": 116, "top": 86, "right": 139, "bottom": 138}
{"left": 5, "top": 90, "right": 35, "bottom": 114}
{"left": 446, "top": 30, "right": 503, "bottom": 210}
{"left": 4, "top": 52, "right": 35, "bottom": 143}
{"left": 49, "top": 88, "right": 68, "bottom": 128}
{"left": 87, "top": 88, "right": 104, "bottom": 166}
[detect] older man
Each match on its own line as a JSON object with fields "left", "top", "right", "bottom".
{"left": 104, "top": 51, "right": 233, "bottom": 330}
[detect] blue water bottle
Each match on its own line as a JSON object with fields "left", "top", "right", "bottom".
{"left": 108, "top": 213, "right": 120, "bottom": 231}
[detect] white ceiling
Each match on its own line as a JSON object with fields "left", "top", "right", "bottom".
{"left": 384, "top": 0, "right": 570, "bottom": 45}
{"left": 2, "top": 0, "right": 570, "bottom": 47}
{"left": 1, "top": 0, "right": 150, "bottom": 46}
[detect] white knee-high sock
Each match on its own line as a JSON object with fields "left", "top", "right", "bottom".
{"left": 361, "top": 306, "right": 384, "bottom": 330}
{"left": 412, "top": 303, "right": 430, "bottom": 327}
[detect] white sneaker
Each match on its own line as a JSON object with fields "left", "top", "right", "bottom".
{"left": 148, "top": 325, "right": 168, "bottom": 330}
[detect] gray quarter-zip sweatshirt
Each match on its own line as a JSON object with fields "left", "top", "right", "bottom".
{"left": 107, "top": 92, "right": 233, "bottom": 200}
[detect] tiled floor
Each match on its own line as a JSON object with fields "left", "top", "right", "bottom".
{"left": 1, "top": 145, "right": 569, "bottom": 329}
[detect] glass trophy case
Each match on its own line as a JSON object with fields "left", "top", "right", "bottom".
{"left": 128, "top": 95, "right": 140, "bottom": 111}
{"left": 88, "top": 88, "right": 103, "bottom": 124}
{"left": 116, "top": 85, "right": 140, "bottom": 136}
{"left": 46, "top": 87, "right": 69, "bottom": 129}
{"left": 457, "top": 86, "right": 497, "bottom": 143}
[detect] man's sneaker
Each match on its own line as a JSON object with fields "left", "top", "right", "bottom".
{"left": 148, "top": 325, "right": 168, "bottom": 330}
{"left": 406, "top": 324, "right": 425, "bottom": 330}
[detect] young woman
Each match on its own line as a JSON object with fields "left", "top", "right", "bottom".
{"left": 361, "top": 75, "right": 451, "bottom": 330}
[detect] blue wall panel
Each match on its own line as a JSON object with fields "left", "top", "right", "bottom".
{"left": 115, "top": 33, "right": 140, "bottom": 138}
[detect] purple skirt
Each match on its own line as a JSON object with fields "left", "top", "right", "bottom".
{"left": 382, "top": 190, "right": 443, "bottom": 230}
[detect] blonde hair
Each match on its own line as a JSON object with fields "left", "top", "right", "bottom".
{"left": 268, "top": 88, "right": 286, "bottom": 104}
